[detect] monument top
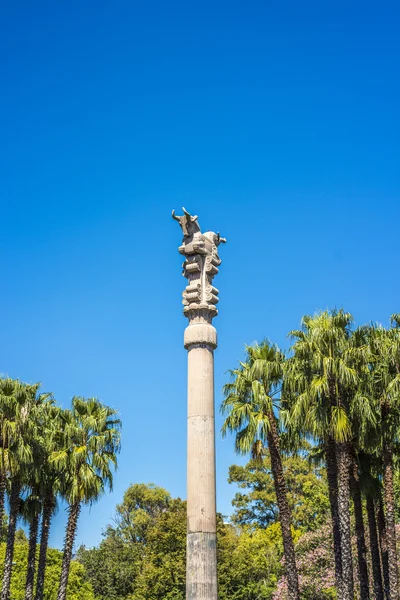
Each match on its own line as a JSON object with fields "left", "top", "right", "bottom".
{"left": 172, "top": 207, "right": 226, "bottom": 255}
{"left": 172, "top": 207, "right": 226, "bottom": 319}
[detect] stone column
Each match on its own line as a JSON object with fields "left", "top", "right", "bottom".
{"left": 172, "top": 208, "right": 226, "bottom": 600}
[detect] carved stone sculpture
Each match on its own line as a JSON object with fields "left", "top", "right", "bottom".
{"left": 173, "top": 208, "right": 225, "bottom": 600}
{"left": 172, "top": 207, "right": 226, "bottom": 318}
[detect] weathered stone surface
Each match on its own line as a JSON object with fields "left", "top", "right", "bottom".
{"left": 187, "top": 533, "right": 218, "bottom": 600}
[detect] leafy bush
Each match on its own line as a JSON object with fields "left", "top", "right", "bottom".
{"left": 0, "top": 542, "right": 95, "bottom": 600}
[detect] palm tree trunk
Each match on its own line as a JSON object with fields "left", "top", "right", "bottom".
{"left": 350, "top": 451, "right": 370, "bottom": 600}
{"left": 35, "top": 494, "right": 55, "bottom": 600}
{"left": 366, "top": 495, "right": 384, "bottom": 600}
{"left": 1, "top": 479, "right": 21, "bottom": 600}
{"left": 383, "top": 444, "right": 399, "bottom": 600}
{"left": 25, "top": 512, "right": 40, "bottom": 600}
{"left": 377, "top": 496, "right": 390, "bottom": 599}
{"left": 57, "top": 501, "right": 81, "bottom": 600}
{"left": 336, "top": 442, "right": 354, "bottom": 600}
{"left": 0, "top": 470, "right": 6, "bottom": 536}
{"left": 325, "top": 436, "right": 344, "bottom": 600}
{"left": 266, "top": 412, "right": 300, "bottom": 600}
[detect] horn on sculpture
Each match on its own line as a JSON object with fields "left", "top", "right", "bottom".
{"left": 183, "top": 207, "right": 198, "bottom": 222}
{"left": 172, "top": 209, "right": 180, "bottom": 222}
{"left": 216, "top": 232, "right": 227, "bottom": 245}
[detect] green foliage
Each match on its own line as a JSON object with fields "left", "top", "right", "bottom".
{"left": 114, "top": 482, "right": 172, "bottom": 544}
{"left": 79, "top": 483, "right": 287, "bottom": 600}
{"left": 51, "top": 397, "right": 121, "bottom": 507}
{"left": 77, "top": 532, "right": 138, "bottom": 600}
{"left": 78, "top": 483, "right": 185, "bottom": 600}
{"left": 218, "top": 523, "right": 283, "bottom": 600}
{"left": 228, "top": 461, "right": 279, "bottom": 527}
{"left": 14, "top": 528, "right": 28, "bottom": 544}
{"left": 286, "top": 309, "right": 365, "bottom": 443}
{"left": 221, "top": 341, "right": 285, "bottom": 456}
{"left": 0, "top": 543, "right": 94, "bottom": 600}
{"left": 129, "top": 497, "right": 186, "bottom": 599}
{"left": 0, "top": 515, "right": 27, "bottom": 545}
{"left": 228, "top": 452, "right": 330, "bottom": 531}
{"left": 0, "top": 515, "right": 6, "bottom": 542}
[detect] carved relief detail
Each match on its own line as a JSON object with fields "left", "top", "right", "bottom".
{"left": 173, "top": 208, "right": 226, "bottom": 322}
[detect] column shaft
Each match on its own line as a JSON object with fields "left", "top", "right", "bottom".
{"left": 186, "top": 329, "right": 218, "bottom": 599}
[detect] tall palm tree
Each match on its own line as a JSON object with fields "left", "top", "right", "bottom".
{"left": 51, "top": 397, "right": 121, "bottom": 600}
{"left": 349, "top": 449, "right": 370, "bottom": 600}
{"left": 346, "top": 326, "right": 379, "bottom": 600}
{"left": 366, "top": 496, "right": 384, "bottom": 600}
{"left": 20, "top": 494, "right": 42, "bottom": 600}
{"left": 221, "top": 341, "right": 300, "bottom": 600}
{"left": 1, "top": 381, "right": 38, "bottom": 600}
{"left": 22, "top": 399, "right": 58, "bottom": 600}
{"left": 359, "top": 453, "right": 385, "bottom": 600}
{"left": 34, "top": 405, "right": 62, "bottom": 600}
{"left": 377, "top": 493, "right": 391, "bottom": 598}
{"left": 34, "top": 491, "right": 56, "bottom": 600}
{"left": 367, "top": 319, "right": 400, "bottom": 600}
{"left": 0, "top": 378, "right": 19, "bottom": 533}
{"left": 1, "top": 381, "right": 52, "bottom": 600}
{"left": 286, "top": 310, "right": 368, "bottom": 600}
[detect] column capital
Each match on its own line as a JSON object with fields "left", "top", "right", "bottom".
{"left": 172, "top": 207, "right": 226, "bottom": 319}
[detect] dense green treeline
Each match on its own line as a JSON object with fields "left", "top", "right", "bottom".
{"left": 0, "top": 543, "right": 94, "bottom": 600}
{"left": 76, "top": 481, "right": 290, "bottom": 600}
{"left": 77, "top": 456, "right": 400, "bottom": 599}
{"left": 77, "top": 451, "right": 333, "bottom": 599}
{"left": 3, "top": 308, "right": 400, "bottom": 599}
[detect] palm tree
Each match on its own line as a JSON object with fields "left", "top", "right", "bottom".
{"left": 34, "top": 491, "right": 56, "bottom": 600}
{"left": 349, "top": 449, "right": 370, "bottom": 600}
{"left": 2, "top": 479, "right": 23, "bottom": 600}
{"left": 22, "top": 400, "right": 58, "bottom": 600}
{"left": 359, "top": 453, "right": 385, "bottom": 600}
{"left": 287, "top": 310, "right": 368, "bottom": 600}
{"left": 51, "top": 397, "right": 121, "bottom": 600}
{"left": 20, "top": 494, "right": 42, "bottom": 600}
{"left": 377, "top": 493, "right": 391, "bottom": 598}
{"left": 0, "top": 378, "right": 19, "bottom": 534}
{"left": 367, "top": 319, "right": 400, "bottom": 599}
{"left": 34, "top": 405, "right": 62, "bottom": 600}
{"left": 366, "top": 494, "right": 384, "bottom": 600}
{"left": 1, "top": 381, "right": 37, "bottom": 600}
{"left": 346, "top": 326, "right": 379, "bottom": 600}
{"left": 221, "top": 341, "right": 300, "bottom": 600}
{"left": 1, "top": 381, "right": 52, "bottom": 600}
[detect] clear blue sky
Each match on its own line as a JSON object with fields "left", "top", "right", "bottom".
{"left": 1, "top": 0, "right": 399, "bottom": 549}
